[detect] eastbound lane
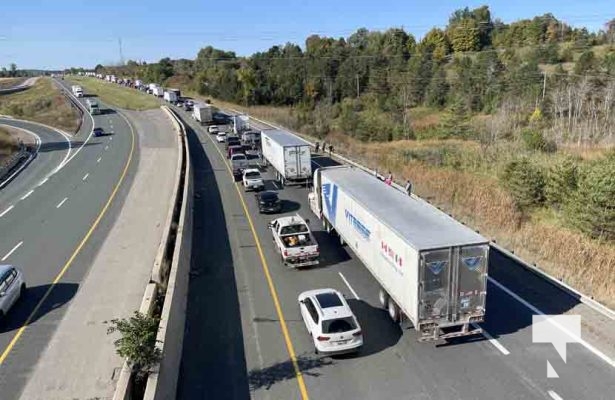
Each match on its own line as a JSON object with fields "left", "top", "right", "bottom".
{"left": 0, "top": 90, "right": 136, "bottom": 399}
{"left": 174, "top": 105, "right": 614, "bottom": 400}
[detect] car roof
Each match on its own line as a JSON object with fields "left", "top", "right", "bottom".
{"left": 244, "top": 168, "right": 260, "bottom": 174}
{"left": 259, "top": 190, "right": 278, "bottom": 198}
{"left": 302, "top": 289, "right": 353, "bottom": 320}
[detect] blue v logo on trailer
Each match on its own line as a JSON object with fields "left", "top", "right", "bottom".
{"left": 322, "top": 183, "right": 338, "bottom": 224}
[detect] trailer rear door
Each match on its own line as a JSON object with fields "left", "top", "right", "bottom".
{"left": 419, "top": 245, "right": 487, "bottom": 324}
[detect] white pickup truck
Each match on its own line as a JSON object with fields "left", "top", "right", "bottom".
{"left": 268, "top": 215, "right": 319, "bottom": 268}
{"left": 243, "top": 168, "right": 264, "bottom": 191}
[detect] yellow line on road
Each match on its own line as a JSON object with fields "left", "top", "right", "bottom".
{"left": 202, "top": 124, "right": 310, "bottom": 400}
{"left": 0, "top": 112, "right": 136, "bottom": 365}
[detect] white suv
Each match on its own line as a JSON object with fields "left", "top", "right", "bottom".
{"left": 0, "top": 265, "right": 26, "bottom": 319}
{"left": 298, "top": 288, "right": 363, "bottom": 355}
{"left": 208, "top": 125, "right": 219, "bottom": 134}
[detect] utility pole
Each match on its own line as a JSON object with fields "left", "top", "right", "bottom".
{"left": 118, "top": 37, "right": 124, "bottom": 66}
{"left": 356, "top": 74, "right": 360, "bottom": 98}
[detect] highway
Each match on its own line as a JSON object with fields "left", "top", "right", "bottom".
{"left": 171, "top": 105, "right": 614, "bottom": 400}
{"left": 0, "top": 81, "right": 136, "bottom": 398}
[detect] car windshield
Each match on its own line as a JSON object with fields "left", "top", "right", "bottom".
{"left": 322, "top": 317, "right": 356, "bottom": 334}
{"left": 280, "top": 224, "right": 308, "bottom": 235}
{"left": 232, "top": 154, "right": 246, "bottom": 160}
{"left": 245, "top": 171, "right": 260, "bottom": 178}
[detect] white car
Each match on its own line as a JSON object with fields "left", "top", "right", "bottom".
{"left": 216, "top": 132, "right": 227, "bottom": 143}
{"left": 0, "top": 265, "right": 26, "bottom": 319}
{"left": 208, "top": 125, "right": 219, "bottom": 134}
{"left": 243, "top": 168, "right": 264, "bottom": 191}
{"left": 298, "top": 288, "right": 363, "bottom": 355}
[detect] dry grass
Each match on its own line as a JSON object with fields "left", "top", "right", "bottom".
{"left": 0, "top": 77, "right": 80, "bottom": 132}
{"left": 213, "top": 98, "right": 615, "bottom": 307}
{"left": 0, "top": 77, "right": 26, "bottom": 90}
{"left": 0, "top": 126, "right": 18, "bottom": 162}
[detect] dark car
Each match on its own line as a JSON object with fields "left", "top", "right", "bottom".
{"left": 225, "top": 136, "right": 241, "bottom": 150}
{"left": 93, "top": 127, "right": 104, "bottom": 137}
{"left": 255, "top": 191, "right": 282, "bottom": 214}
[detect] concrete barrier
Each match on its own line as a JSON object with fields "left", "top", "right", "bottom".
{"left": 143, "top": 107, "right": 192, "bottom": 400}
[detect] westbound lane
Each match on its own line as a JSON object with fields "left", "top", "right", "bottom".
{"left": 174, "top": 104, "right": 614, "bottom": 400}
{"left": 0, "top": 93, "right": 136, "bottom": 398}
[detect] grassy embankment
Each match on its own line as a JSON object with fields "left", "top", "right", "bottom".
{"left": 0, "top": 77, "right": 27, "bottom": 90}
{"left": 0, "top": 126, "right": 18, "bottom": 163}
{"left": 208, "top": 98, "right": 615, "bottom": 308}
{"left": 69, "top": 76, "right": 160, "bottom": 110}
{"left": 0, "top": 77, "right": 80, "bottom": 132}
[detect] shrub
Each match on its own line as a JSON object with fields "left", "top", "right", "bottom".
{"left": 521, "top": 128, "right": 556, "bottom": 152}
{"left": 545, "top": 156, "right": 579, "bottom": 207}
{"left": 107, "top": 311, "right": 161, "bottom": 377}
{"left": 500, "top": 158, "right": 546, "bottom": 210}
{"left": 565, "top": 157, "right": 615, "bottom": 240}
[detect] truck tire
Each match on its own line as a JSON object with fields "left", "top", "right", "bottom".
{"left": 388, "top": 298, "right": 400, "bottom": 323}
{"left": 379, "top": 288, "right": 389, "bottom": 308}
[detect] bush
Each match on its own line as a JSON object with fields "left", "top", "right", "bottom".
{"left": 500, "top": 158, "right": 546, "bottom": 210}
{"left": 107, "top": 311, "right": 161, "bottom": 377}
{"left": 521, "top": 128, "right": 556, "bottom": 152}
{"left": 545, "top": 156, "right": 579, "bottom": 207}
{"left": 565, "top": 157, "right": 615, "bottom": 240}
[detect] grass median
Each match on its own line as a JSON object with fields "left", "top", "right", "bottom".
{"left": 0, "top": 77, "right": 80, "bottom": 132}
{"left": 0, "top": 77, "right": 27, "bottom": 90}
{"left": 0, "top": 126, "right": 18, "bottom": 163}
{"left": 69, "top": 76, "right": 160, "bottom": 111}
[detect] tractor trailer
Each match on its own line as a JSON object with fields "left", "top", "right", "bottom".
{"left": 261, "top": 129, "right": 312, "bottom": 186}
{"left": 308, "top": 165, "right": 489, "bottom": 342}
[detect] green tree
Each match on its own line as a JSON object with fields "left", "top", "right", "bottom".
{"left": 237, "top": 65, "right": 256, "bottom": 105}
{"left": 107, "top": 312, "right": 161, "bottom": 378}
{"left": 9, "top": 63, "right": 17, "bottom": 77}
{"left": 425, "top": 66, "right": 449, "bottom": 107}
{"left": 449, "top": 18, "right": 481, "bottom": 52}
{"left": 500, "top": 158, "right": 546, "bottom": 210}
{"left": 574, "top": 50, "right": 596, "bottom": 75}
{"left": 545, "top": 156, "right": 578, "bottom": 207}
{"left": 565, "top": 156, "right": 615, "bottom": 239}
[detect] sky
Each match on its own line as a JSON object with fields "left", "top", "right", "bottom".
{"left": 1, "top": 0, "right": 613, "bottom": 70}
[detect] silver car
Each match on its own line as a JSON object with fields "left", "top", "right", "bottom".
{"left": 0, "top": 265, "right": 26, "bottom": 319}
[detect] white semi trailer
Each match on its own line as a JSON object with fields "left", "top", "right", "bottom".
{"left": 308, "top": 165, "right": 489, "bottom": 341}
{"left": 192, "top": 104, "right": 214, "bottom": 124}
{"left": 261, "top": 129, "right": 312, "bottom": 186}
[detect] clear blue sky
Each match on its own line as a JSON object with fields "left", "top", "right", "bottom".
{"left": 1, "top": 0, "right": 613, "bottom": 70}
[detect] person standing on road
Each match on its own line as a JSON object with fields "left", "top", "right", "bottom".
{"left": 328, "top": 144, "right": 334, "bottom": 156}
{"left": 405, "top": 179, "right": 412, "bottom": 195}
{"left": 315, "top": 141, "right": 320, "bottom": 153}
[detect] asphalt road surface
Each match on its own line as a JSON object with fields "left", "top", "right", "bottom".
{"left": 171, "top": 104, "right": 614, "bottom": 400}
{"left": 0, "top": 81, "right": 137, "bottom": 399}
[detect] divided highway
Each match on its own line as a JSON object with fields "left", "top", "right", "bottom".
{"left": 0, "top": 82, "right": 136, "bottom": 398}
{"left": 171, "top": 105, "right": 614, "bottom": 400}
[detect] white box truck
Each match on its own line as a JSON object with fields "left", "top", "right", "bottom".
{"left": 308, "top": 165, "right": 489, "bottom": 342}
{"left": 261, "top": 129, "right": 312, "bottom": 186}
{"left": 71, "top": 85, "right": 83, "bottom": 97}
{"left": 192, "top": 104, "right": 213, "bottom": 124}
{"left": 163, "top": 90, "right": 178, "bottom": 103}
{"left": 152, "top": 86, "right": 165, "bottom": 97}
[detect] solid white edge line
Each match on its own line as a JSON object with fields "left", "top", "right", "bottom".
{"left": 82, "top": 173, "right": 89, "bottom": 181}
{"left": 38, "top": 177, "right": 48, "bottom": 186}
{"left": 56, "top": 197, "right": 68, "bottom": 208}
{"left": 547, "top": 390, "right": 564, "bottom": 400}
{"left": 472, "top": 323, "right": 510, "bottom": 355}
{"left": 0, "top": 205, "right": 14, "bottom": 218}
{"left": 338, "top": 272, "right": 360, "bottom": 300}
{"left": 20, "top": 190, "right": 34, "bottom": 200}
{"left": 0, "top": 124, "right": 40, "bottom": 190}
{"left": 1, "top": 241, "right": 23, "bottom": 261}
{"left": 488, "top": 277, "right": 615, "bottom": 367}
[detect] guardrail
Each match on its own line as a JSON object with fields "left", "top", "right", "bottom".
{"left": 0, "top": 145, "right": 34, "bottom": 188}
{"left": 112, "top": 106, "right": 192, "bottom": 400}
{"left": 226, "top": 107, "right": 615, "bottom": 320}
